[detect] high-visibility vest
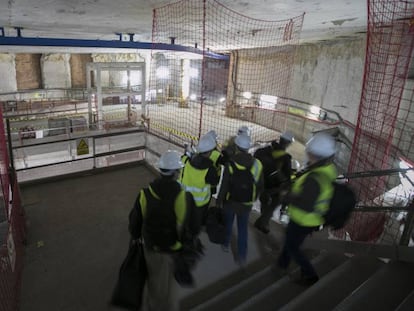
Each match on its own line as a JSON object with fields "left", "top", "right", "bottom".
{"left": 140, "top": 185, "right": 187, "bottom": 251}
{"left": 209, "top": 149, "right": 221, "bottom": 166}
{"left": 179, "top": 164, "right": 211, "bottom": 207}
{"left": 287, "top": 163, "right": 337, "bottom": 227}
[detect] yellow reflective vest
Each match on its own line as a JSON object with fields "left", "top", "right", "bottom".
{"left": 288, "top": 163, "right": 337, "bottom": 227}
{"left": 179, "top": 164, "right": 211, "bottom": 207}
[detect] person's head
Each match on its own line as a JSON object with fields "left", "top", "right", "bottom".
{"left": 237, "top": 125, "right": 251, "bottom": 137}
{"left": 305, "top": 132, "right": 336, "bottom": 165}
{"left": 235, "top": 133, "right": 252, "bottom": 152}
{"left": 196, "top": 133, "right": 216, "bottom": 155}
{"left": 157, "top": 150, "right": 184, "bottom": 178}
{"left": 279, "top": 131, "right": 295, "bottom": 148}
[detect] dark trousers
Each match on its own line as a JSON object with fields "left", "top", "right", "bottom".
{"left": 255, "top": 190, "right": 281, "bottom": 228}
{"left": 277, "top": 221, "right": 319, "bottom": 278}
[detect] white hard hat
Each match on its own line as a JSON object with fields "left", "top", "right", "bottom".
{"left": 305, "top": 132, "right": 336, "bottom": 158}
{"left": 196, "top": 134, "right": 216, "bottom": 153}
{"left": 157, "top": 150, "right": 184, "bottom": 174}
{"left": 235, "top": 134, "right": 252, "bottom": 150}
{"left": 206, "top": 130, "right": 218, "bottom": 141}
{"left": 237, "top": 125, "right": 251, "bottom": 136}
{"left": 280, "top": 131, "right": 294, "bottom": 143}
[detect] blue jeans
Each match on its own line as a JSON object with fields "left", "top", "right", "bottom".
{"left": 223, "top": 201, "right": 251, "bottom": 263}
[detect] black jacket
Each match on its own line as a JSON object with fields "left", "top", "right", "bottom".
{"left": 128, "top": 176, "right": 198, "bottom": 247}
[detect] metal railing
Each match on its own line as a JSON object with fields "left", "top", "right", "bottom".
{"left": 9, "top": 126, "right": 146, "bottom": 183}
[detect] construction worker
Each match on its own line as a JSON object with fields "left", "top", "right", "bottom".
{"left": 217, "top": 133, "right": 264, "bottom": 266}
{"left": 222, "top": 125, "right": 252, "bottom": 163}
{"left": 277, "top": 132, "right": 337, "bottom": 286}
{"left": 254, "top": 131, "right": 294, "bottom": 233}
{"left": 205, "top": 129, "right": 224, "bottom": 169}
{"left": 179, "top": 133, "right": 220, "bottom": 233}
{"left": 128, "top": 150, "right": 199, "bottom": 311}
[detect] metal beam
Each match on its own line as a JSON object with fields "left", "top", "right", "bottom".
{"left": 0, "top": 36, "right": 229, "bottom": 60}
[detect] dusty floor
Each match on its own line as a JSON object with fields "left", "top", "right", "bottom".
{"left": 18, "top": 163, "right": 281, "bottom": 311}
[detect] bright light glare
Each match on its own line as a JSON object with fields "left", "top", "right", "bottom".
{"left": 309, "top": 105, "right": 321, "bottom": 115}
{"left": 189, "top": 94, "right": 197, "bottom": 100}
{"left": 259, "top": 94, "right": 277, "bottom": 108}
{"left": 156, "top": 66, "right": 169, "bottom": 79}
{"left": 399, "top": 159, "right": 414, "bottom": 194}
{"left": 242, "top": 91, "right": 252, "bottom": 99}
{"left": 219, "top": 97, "right": 226, "bottom": 103}
{"left": 189, "top": 67, "right": 199, "bottom": 78}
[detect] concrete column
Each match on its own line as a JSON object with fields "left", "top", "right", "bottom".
{"left": 41, "top": 54, "right": 72, "bottom": 89}
{"left": 0, "top": 53, "right": 17, "bottom": 93}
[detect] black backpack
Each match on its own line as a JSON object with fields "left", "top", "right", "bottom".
{"left": 324, "top": 182, "right": 357, "bottom": 230}
{"left": 228, "top": 161, "right": 255, "bottom": 203}
{"left": 142, "top": 188, "right": 179, "bottom": 251}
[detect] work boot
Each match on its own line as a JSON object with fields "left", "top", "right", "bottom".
{"left": 254, "top": 218, "right": 270, "bottom": 234}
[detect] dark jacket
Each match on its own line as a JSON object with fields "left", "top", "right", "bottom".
{"left": 128, "top": 176, "right": 198, "bottom": 251}
{"left": 254, "top": 142, "right": 292, "bottom": 190}
{"left": 217, "top": 151, "right": 264, "bottom": 205}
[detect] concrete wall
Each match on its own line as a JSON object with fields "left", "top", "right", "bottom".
{"left": 0, "top": 38, "right": 365, "bottom": 124}
{"left": 15, "top": 54, "right": 42, "bottom": 90}
{"left": 0, "top": 52, "right": 148, "bottom": 93}
{"left": 41, "top": 54, "right": 72, "bottom": 89}
{"left": 0, "top": 54, "right": 17, "bottom": 92}
{"left": 70, "top": 54, "right": 93, "bottom": 88}
{"left": 291, "top": 37, "right": 366, "bottom": 124}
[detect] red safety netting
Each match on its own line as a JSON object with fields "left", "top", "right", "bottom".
{"left": 339, "top": 0, "right": 414, "bottom": 242}
{"left": 148, "top": 0, "right": 304, "bottom": 146}
{"left": 0, "top": 106, "right": 26, "bottom": 311}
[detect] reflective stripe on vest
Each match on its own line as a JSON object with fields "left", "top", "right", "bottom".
{"left": 179, "top": 164, "right": 211, "bottom": 207}
{"left": 288, "top": 163, "right": 337, "bottom": 227}
{"left": 271, "top": 149, "right": 287, "bottom": 160}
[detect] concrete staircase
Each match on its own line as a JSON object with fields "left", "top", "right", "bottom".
{"left": 180, "top": 222, "right": 414, "bottom": 311}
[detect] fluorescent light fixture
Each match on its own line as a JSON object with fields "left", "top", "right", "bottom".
{"left": 156, "top": 66, "right": 169, "bottom": 79}
{"left": 219, "top": 97, "right": 226, "bottom": 103}
{"left": 242, "top": 91, "right": 252, "bottom": 99}
{"left": 259, "top": 94, "right": 278, "bottom": 108}
{"left": 189, "top": 94, "right": 197, "bottom": 100}
{"left": 309, "top": 105, "right": 321, "bottom": 115}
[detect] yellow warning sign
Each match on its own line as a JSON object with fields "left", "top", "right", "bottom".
{"left": 77, "top": 138, "right": 89, "bottom": 155}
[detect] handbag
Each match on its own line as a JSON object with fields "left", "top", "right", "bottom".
{"left": 205, "top": 206, "right": 226, "bottom": 244}
{"left": 110, "top": 239, "right": 147, "bottom": 310}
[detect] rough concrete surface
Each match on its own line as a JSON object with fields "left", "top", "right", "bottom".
{"left": 18, "top": 163, "right": 280, "bottom": 311}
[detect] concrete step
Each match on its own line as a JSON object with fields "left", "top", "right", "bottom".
{"left": 233, "top": 250, "right": 348, "bottom": 311}
{"left": 279, "top": 255, "right": 385, "bottom": 311}
{"left": 179, "top": 250, "right": 278, "bottom": 311}
{"left": 395, "top": 289, "right": 414, "bottom": 311}
{"left": 333, "top": 260, "right": 414, "bottom": 311}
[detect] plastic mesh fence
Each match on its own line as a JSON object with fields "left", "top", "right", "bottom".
{"left": 337, "top": 0, "right": 414, "bottom": 242}
{"left": 148, "top": 0, "right": 304, "bottom": 147}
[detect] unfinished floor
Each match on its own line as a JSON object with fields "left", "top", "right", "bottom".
{"left": 18, "top": 162, "right": 281, "bottom": 311}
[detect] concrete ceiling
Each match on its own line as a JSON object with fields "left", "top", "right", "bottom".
{"left": 0, "top": 0, "right": 368, "bottom": 53}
